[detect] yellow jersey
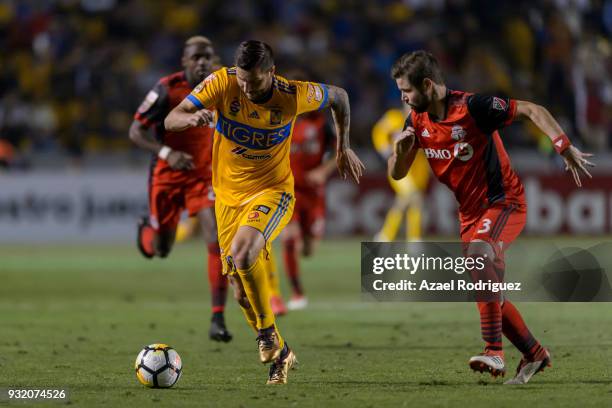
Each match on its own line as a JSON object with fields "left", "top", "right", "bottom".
{"left": 187, "top": 67, "right": 329, "bottom": 206}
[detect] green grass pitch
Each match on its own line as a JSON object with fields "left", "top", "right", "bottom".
{"left": 1, "top": 238, "right": 611, "bottom": 407}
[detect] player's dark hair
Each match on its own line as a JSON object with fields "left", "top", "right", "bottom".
{"left": 235, "top": 40, "right": 274, "bottom": 71}
{"left": 391, "top": 50, "right": 444, "bottom": 88}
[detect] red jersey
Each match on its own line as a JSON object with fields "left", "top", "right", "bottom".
{"left": 409, "top": 90, "right": 525, "bottom": 223}
{"left": 290, "top": 112, "right": 334, "bottom": 195}
{"left": 134, "top": 71, "right": 214, "bottom": 178}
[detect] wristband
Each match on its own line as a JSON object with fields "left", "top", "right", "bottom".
{"left": 552, "top": 134, "right": 570, "bottom": 154}
{"left": 158, "top": 146, "right": 172, "bottom": 160}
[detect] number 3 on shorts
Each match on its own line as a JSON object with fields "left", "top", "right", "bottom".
{"left": 477, "top": 218, "right": 492, "bottom": 234}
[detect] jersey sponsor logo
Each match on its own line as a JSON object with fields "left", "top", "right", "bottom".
{"left": 231, "top": 146, "right": 248, "bottom": 155}
{"left": 248, "top": 111, "right": 260, "bottom": 119}
{"left": 241, "top": 152, "right": 272, "bottom": 160}
{"left": 453, "top": 142, "right": 474, "bottom": 162}
{"left": 424, "top": 148, "right": 452, "bottom": 160}
{"left": 230, "top": 145, "right": 273, "bottom": 160}
{"left": 421, "top": 129, "right": 430, "bottom": 137}
{"left": 194, "top": 75, "right": 213, "bottom": 93}
{"left": 229, "top": 98, "right": 240, "bottom": 115}
{"left": 252, "top": 205, "right": 271, "bottom": 214}
{"left": 203, "top": 73, "right": 216, "bottom": 85}
{"left": 270, "top": 109, "right": 282, "bottom": 125}
{"left": 451, "top": 125, "right": 466, "bottom": 141}
{"left": 307, "top": 83, "right": 323, "bottom": 104}
{"left": 217, "top": 113, "right": 291, "bottom": 150}
{"left": 492, "top": 97, "right": 507, "bottom": 111}
{"left": 424, "top": 143, "right": 473, "bottom": 161}
{"left": 247, "top": 211, "right": 260, "bottom": 220}
{"left": 137, "top": 90, "right": 159, "bottom": 113}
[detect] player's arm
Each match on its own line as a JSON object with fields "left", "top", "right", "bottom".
{"left": 129, "top": 120, "right": 164, "bottom": 155}
{"left": 130, "top": 85, "right": 195, "bottom": 170}
{"left": 305, "top": 123, "right": 338, "bottom": 186}
{"left": 322, "top": 85, "right": 365, "bottom": 183}
{"left": 129, "top": 120, "right": 195, "bottom": 171}
{"left": 306, "top": 157, "right": 337, "bottom": 186}
{"left": 165, "top": 70, "right": 225, "bottom": 132}
{"left": 164, "top": 98, "right": 213, "bottom": 132}
{"left": 515, "top": 100, "right": 595, "bottom": 187}
{"left": 388, "top": 125, "right": 418, "bottom": 180}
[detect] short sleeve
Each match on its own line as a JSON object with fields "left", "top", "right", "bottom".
{"left": 293, "top": 81, "right": 329, "bottom": 115}
{"left": 467, "top": 94, "right": 517, "bottom": 133}
{"left": 133, "top": 81, "right": 168, "bottom": 128}
{"left": 186, "top": 68, "right": 228, "bottom": 110}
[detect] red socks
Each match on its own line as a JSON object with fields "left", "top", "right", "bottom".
{"left": 207, "top": 243, "right": 227, "bottom": 313}
{"left": 501, "top": 300, "right": 544, "bottom": 360}
{"left": 282, "top": 239, "right": 303, "bottom": 296}
{"left": 477, "top": 302, "right": 503, "bottom": 356}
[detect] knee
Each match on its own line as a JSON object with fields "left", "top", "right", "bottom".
{"left": 231, "top": 240, "right": 259, "bottom": 270}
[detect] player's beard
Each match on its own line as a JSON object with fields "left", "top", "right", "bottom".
{"left": 409, "top": 93, "right": 430, "bottom": 113}
{"left": 247, "top": 86, "right": 274, "bottom": 104}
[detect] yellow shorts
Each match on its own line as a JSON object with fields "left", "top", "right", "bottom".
{"left": 215, "top": 190, "right": 294, "bottom": 275}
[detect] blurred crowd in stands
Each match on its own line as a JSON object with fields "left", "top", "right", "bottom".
{"left": 0, "top": 0, "right": 610, "bottom": 169}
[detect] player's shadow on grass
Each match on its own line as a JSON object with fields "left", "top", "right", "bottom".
{"left": 519, "top": 379, "right": 612, "bottom": 386}
{"left": 306, "top": 344, "right": 469, "bottom": 351}
{"left": 323, "top": 380, "right": 462, "bottom": 387}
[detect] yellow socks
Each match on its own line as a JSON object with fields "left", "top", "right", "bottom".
{"left": 265, "top": 249, "right": 282, "bottom": 298}
{"left": 380, "top": 208, "right": 402, "bottom": 241}
{"left": 237, "top": 257, "right": 275, "bottom": 330}
{"left": 407, "top": 206, "right": 422, "bottom": 241}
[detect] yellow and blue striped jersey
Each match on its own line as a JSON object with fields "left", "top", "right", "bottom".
{"left": 187, "top": 67, "right": 329, "bottom": 206}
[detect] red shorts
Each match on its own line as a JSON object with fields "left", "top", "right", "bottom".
{"left": 292, "top": 189, "right": 326, "bottom": 238}
{"left": 460, "top": 203, "right": 526, "bottom": 269}
{"left": 148, "top": 168, "right": 214, "bottom": 232}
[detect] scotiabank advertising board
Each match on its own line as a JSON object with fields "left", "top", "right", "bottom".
{"left": 326, "top": 172, "right": 610, "bottom": 236}
{"left": 0, "top": 171, "right": 609, "bottom": 242}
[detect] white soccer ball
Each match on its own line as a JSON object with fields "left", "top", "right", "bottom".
{"left": 134, "top": 343, "right": 182, "bottom": 388}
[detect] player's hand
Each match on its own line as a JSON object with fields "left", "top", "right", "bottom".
{"left": 561, "top": 145, "right": 595, "bottom": 187}
{"left": 336, "top": 148, "right": 365, "bottom": 184}
{"left": 394, "top": 126, "right": 416, "bottom": 157}
{"left": 186, "top": 109, "right": 214, "bottom": 128}
{"left": 229, "top": 275, "right": 250, "bottom": 309}
{"left": 166, "top": 150, "right": 195, "bottom": 171}
{"left": 305, "top": 166, "right": 328, "bottom": 187}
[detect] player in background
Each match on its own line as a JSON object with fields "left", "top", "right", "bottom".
{"left": 372, "top": 106, "right": 429, "bottom": 242}
{"left": 266, "top": 247, "right": 286, "bottom": 315}
{"left": 276, "top": 70, "right": 336, "bottom": 312}
{"left": 389, "top": 51, "right": 594, "bottom": 384}
{"left": 129, "top": 36, "right": 232, "bottom": 343}
{"left": 165, "top": 40, "right": 364, "bottom": 384}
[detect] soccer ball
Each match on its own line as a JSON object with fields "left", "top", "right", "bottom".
{"left": 134, "top": 344, "right": 182, "bottom": 388}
